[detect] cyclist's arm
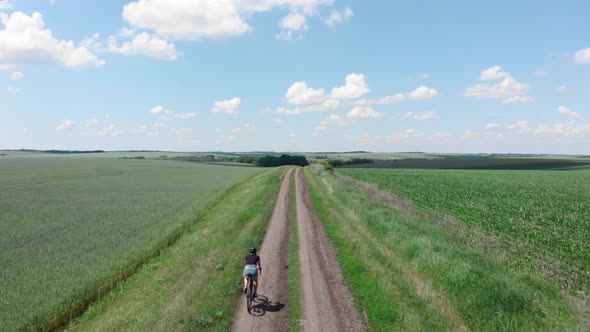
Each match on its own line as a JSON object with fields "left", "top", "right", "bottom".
{"left": 257, "top": 258, "right": 262, "bottom": 270}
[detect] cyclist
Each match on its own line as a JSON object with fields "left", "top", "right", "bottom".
{"left": 243, "top": 247, "right": 262, "bottom": 296}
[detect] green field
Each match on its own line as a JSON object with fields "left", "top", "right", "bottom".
{"left": 338, "top": 168, "right": 590, "bottom": 295}
{"left": 306, "top": 167, "right": 585, "bottom": 330}
{"left": 0, "top": 156, "right": 262, "bottom": 330}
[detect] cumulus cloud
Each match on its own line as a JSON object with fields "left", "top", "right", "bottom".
{"left": 0, "top": 1, "right": 13, "bottom": 10}
{"left": 356, "top": 86, "right": 439, "bottom": 105}
{"left": 56, "top": 119, "right": 74, "bottom": 131}
{"left": 106, "top": 31, "right": 181, "bottom": 61}
{"left": 555, "top": 85, "right": 568, "bottom": 94}
{"left": 231, "top": 123, "right": 256, "bottom": 133}
{"left": 0, "top": 12, "right": 104, "bottom": 68}
{"left": 331, "top": 73, "right": 370, "bottom": 99}
{"left": 575, "top": 47, "right": 590, "bottom": 64}
{"left": 323, "top": 7, "right": 353, "bottom": 26}
{"left": 507, "top": 120, "right": 529, "bottom": 134}
{"left": 137, "top": 121, "right": 167, "bottom": 136}
{"left": 464, "top": 76, "right": 533, "bottom": 103}
{"left": 85, "top": 118, "right": 100, "bottom": 127}
{"left": 486, "top": 123, "right": 500, "bottom": 130}
{"left": 557, "top": 105, "right": 579, "bottom": 118}
{"left": 273, "top": 98, "right": 339, "bottom": 115}
{"left": 150, "top": 105, "right": 169, "bottom": 114}
{"left": 389, "top": 129, "right": 422, "bottom": 143}
{"left": 286, "top": 81, "right": 325, "bottom": 104}
{"left": 175, "top": 128, "right": 192, "bottom": 136}
{"left": 503, "top": 95, "right": 536, "bottom": 104}
{"left": 401, "top": 111, "right": 439, "bottom": 120}
{"left": 122, "top": 0, "right": 334, "bottom": 41}
{"left": 534, "top": 121, "right": 590, "bottom": 138}
{"left": 211, "top": 97, "right": 241, "bottom": 114}
{"left": 276, "top": 13, "right": 308, "bottom": 40}
{"left": 98, "top": 124, "right": 125, "bottom": 136}
{"left": 346, "top": 106, "right": 383, "bottom": 119}
{"left": 9, "top": 71, "right": 23, "bottom": 80}
{"left": 175, "top": 112, "right": 196, "bottom": 119}
{"left": 480, "top": 65, "right": 510, "bottom": 81}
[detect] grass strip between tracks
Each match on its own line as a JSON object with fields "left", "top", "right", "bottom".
{"left": 66, "top": 167, "right": 287, "bottom": 331}
{"left": 304, "top": 167, "right": 581, "bottom": 331}
{"left": 288, "top": 169, "right": 302, "bottom": 331}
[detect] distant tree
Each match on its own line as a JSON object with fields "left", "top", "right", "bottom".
{"left": 256, "top": 154, "right": 309, "bottom": 167}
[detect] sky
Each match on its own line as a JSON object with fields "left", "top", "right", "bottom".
{"left": 1, "top": 0, "right": 589, "bottom": 153}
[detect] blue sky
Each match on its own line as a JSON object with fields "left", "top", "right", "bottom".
{"left": 1, "top": 0, "right": 589, "bottom": 153}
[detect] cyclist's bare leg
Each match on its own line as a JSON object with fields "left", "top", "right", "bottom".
{"left": 243, "top": 277, "right": 248, "bottom": 290}
{"left": 252, "top": 277, "right": 258, "bottom": 294}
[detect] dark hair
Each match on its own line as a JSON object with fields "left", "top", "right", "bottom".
{"left": 249, "top": 247, "right": 257, "bottom": 254}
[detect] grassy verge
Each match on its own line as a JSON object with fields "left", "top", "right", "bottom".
{"left": 66, "top": 167, "right": 287, "bottom": 331}
{"left": 304, "top": 167, "right": 582, "bottom": 331}
{"left": 288, "top": 169, "right": 302, "bottom": 331}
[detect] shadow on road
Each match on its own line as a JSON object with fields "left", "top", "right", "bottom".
{"left": 249, "top": 294, "right": 285, "bottom": 316}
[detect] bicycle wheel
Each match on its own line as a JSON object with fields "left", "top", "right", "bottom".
{"left": 246, "top": 278, "right": 253, "bottom": 313}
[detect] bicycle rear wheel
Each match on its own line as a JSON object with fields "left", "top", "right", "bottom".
{"left": 246, "top": 278, "right": 253, "bottom": 313}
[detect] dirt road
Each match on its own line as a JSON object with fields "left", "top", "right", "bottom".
{"left": 232, "top": 167, "right": 362, "bottom": 332}
{"left": 294, "top": 168, "right": 363, "bottom": 331}
{"left": 231, "top": 168, "right": 293, "bottom": 332}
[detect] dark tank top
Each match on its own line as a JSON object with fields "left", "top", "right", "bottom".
{"left": 245, "top": 254, "right": 259, "bottom": 265}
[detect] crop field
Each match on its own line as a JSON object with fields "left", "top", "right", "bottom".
{"left": 0, "top": 156, "right": 262, "bottom": 330}
{"left": 339, "top": 157, "right": 590, "bottom": 170}
{"left": 339, "top": 168, "right": 590, "bottom": 294}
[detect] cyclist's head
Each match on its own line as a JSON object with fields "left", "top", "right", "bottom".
{"left": 249, "top": 247, "right": 257, "bottom": 254}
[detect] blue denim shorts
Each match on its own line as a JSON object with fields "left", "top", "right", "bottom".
{"left": 243, "top": 264, "right": 258, "bottom": 277}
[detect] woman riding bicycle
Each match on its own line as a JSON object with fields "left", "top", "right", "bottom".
{"left": 243, "top": 247, "right": 262, "bottom": 296}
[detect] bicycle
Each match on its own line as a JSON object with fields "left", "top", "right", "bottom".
{"left": 245, "top": 269, "right": 261, "bottom": 313}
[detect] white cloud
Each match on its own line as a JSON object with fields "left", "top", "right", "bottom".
{"left": 9, "top": 71, "right": 23, "bottom": 80}
{"left": 175, "top": 112, "right": 196, "bottom": 119}
{"left": 486, "top": 123, "right": 500, "bottom": 130}
{"left": 323, "top": 7, "right": 353, "bottom": 26}
{"left": 533, "top": 121, "right": 590, "bottom": 138}
{"left": 211, "top": 97, "right": 241, "bottom": 114}
{"left": 417, "top": 73, "right": 430, "bottom": 79}
{"left": 285, "top": 81, "right": 325, "bottom": 104}
{"left": 346, "top": 106, "right": 383, "bottom": 119}
{"left": 271, "top": 118, "right": 282, "bottom": 124}
{"left": 463, "top": 130, "right": 475, "bottom": 139}
{"left": 555, "top": 85, "right": 568, "bottom": 93}
{"left": 150, "top": 105, "right": 168, "bottom": 114}
{"left": 56, "top": 119, "right": 74, "bottom": 131}
{"left": 557, "top": 105, "right": 579, "bottom": 118}
{"left": 356, "top": 86, "right": 439, "bottom": 105}
{"left": 122, "top": 0, "right": 334, "bottom": 41}
{"left": 401, "top": 111, "right": 439, "bottom": 120}
{"left": 507, "top": 120, "right": 529, "bottom": 134}
{"left": 231, "top": 123, "right": 256, "bottom": 133}
{"left": 107, "top": 31, "right": 181, "bottom": 61}
{"left": 175, "top": 128, "right": 192, "bottom": 136}
{"left": 480, "top": 65, "right": 510, "bottom": 81}
{"left": 137, "top": 121, "right": 167, "bottom": 136}
{"left": 464, "top": 77, "right": 533, "bottom": 103}
{"left": 8, "top": 87, "right": 19, "bottom": 95}
{"left": 331, "top": 73, "right": 370, "bottom": 99}
{"left": 0, "top": 1, "right": 13, "bottom": 10}
{"left": 0, "top": 12, "right": 104, "bottom": 68}
{"left": 98, "top": 124, "right": 125, "bottom": 137}
{"left": 503, "top": 95, "right": 536, "bottom": 104}
{"left": 273, "top": 98, "right": 339, "bottom": 115}
{"left": 389, "top": 129, "right": 422, "bottom": 142}
{"left": 314, "top": 121, "right": 329, "bottom": 131}
{"left": 407, "top": 86, "right": 439, "bottom": 99}
{"left": 574, "top": 47, "right": 590, "bottom": 64}
{"left": 276, "top": 13, "right": 308, "bottom": 40}
{"left": 85, "top": 118, "right": 100, "bottom": 127}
